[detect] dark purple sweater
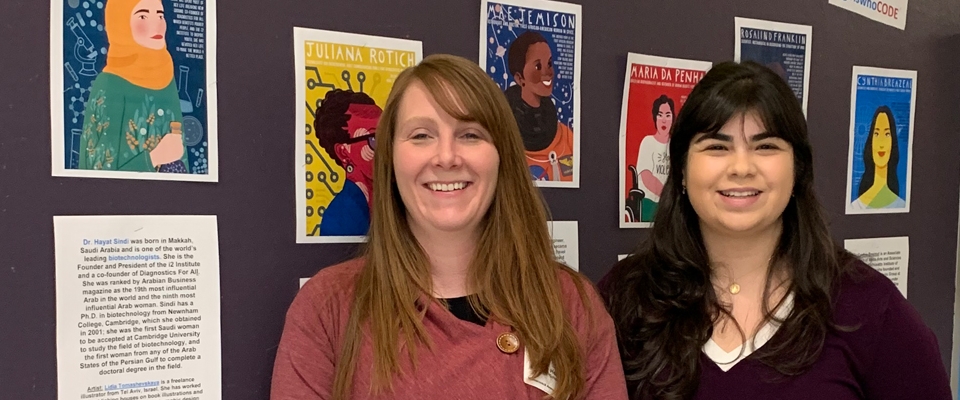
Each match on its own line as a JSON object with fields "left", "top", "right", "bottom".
{"left": 604, "top": 260, "right": 952, "bottom": 399}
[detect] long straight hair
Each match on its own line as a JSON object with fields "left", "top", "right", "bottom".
{"left": 602, "top": 61, "right": 853, "bottom": 399}
{"left": 331, "top": 54, "right": 590, "bottom": 399}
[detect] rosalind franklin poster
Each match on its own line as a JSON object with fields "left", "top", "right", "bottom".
{"left": 735, "top": 17, "right": 811, "bottom": 116}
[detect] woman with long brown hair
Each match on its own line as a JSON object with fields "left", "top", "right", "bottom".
{"left": 271, "top": 54, "right": 627, "bottom": 400}
{"left": 600, "top": 61, "right": 950, "bottom": 399}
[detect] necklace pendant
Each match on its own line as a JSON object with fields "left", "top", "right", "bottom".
{"left": 729, "top": 283, "right": 741, "bottom": 295}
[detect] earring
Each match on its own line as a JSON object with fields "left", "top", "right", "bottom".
{"left": 682, "top": 185, "right": 687, "bottom": 195}
{"left": 345, "top": 163, "right": 354, "bottom": 173}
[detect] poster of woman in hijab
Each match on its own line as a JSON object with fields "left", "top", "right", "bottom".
{"left": 51, "top": 0, "right": 218, "bottom": 181}
{"left": 845, "top": 66, "right": 916, "bottom": 214}
{"left": 480, "top": 0, "right": 581, "bottom": 188}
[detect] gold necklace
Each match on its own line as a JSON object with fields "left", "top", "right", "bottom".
{"left": 722, "top": 256, "right": 772, "bottom": 295}
{"left": 728, "top": 283, "right": 741, "bottom": 295}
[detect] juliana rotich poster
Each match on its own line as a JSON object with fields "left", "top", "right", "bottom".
{"left": 51, "top": 0, "right": 218, "bottom": 182}
{"left": 735, "top": 17, "right": 812, "bottom": 116}
{"left": 480, "top": 0, "right": 582, "bottom": 188}
{"left": 845, "top": 66, "right": 916, "bottom": 215}
{"left": 618, "top": 53, "right": 711, "bottom": 228}
{"left": 293, "top": 27, "right": 422, "bottom": 243}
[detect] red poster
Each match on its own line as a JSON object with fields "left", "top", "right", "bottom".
{"left": 619, "top": 54, "right": 711, "bottom": 227}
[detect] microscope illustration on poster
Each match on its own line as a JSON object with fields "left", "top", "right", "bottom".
{"left": 51, "top": 0, "right": 218, "bottom": 181}
{"left": 480, "top": 0, "right": 582, "bottom": 188}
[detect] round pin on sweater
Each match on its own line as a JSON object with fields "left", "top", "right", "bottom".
{"left": 497, "top": 332, "right": 520, "bottom": 354}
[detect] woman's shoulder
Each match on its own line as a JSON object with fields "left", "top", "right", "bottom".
{"left": 556, "top": 119, "right": 573, "bottom": 136}
{"left": 554, "top": 266, "right": 615, "bottom": 329}
{"left": 832, "top": 257, "right": 905, "bottom": 324}
{"left": 294, "top": 257, "right": 365, "bottom": 314}
{"left": 638, "top": 134, "right": 662, "bottom": 146}
{"left": 829, "top": 254, "right": 949, "bottom": 397}
{"left": 88, "top": 72, "right": 128, "bottom": 94}
{"left": 91, "top": 72, "right": 123, "bottom": 85}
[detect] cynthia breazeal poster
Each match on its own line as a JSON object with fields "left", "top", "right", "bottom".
{"left": 845, "top": 66, "right": 916, "bottom": 214}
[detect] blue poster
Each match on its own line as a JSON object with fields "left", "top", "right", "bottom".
{"left": 845, "top": 67, "right": 916, "bottom": 214}
{"left": 735, "top": 17, "right": 812, "bottom": 115}
{"left": 480, "top": 0, "right": 581, "bottom": 188}
{"left": 51, "top": 0, "right": 218, "bottom": 181}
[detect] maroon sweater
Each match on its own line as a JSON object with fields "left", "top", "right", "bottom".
{"left": 271, "top": 258, "right": 629, "bottom": 399}
{"left": 604, "top": 260, "right": 952, "bottom": 399}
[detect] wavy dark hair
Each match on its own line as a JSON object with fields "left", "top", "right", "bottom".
{"left": 314, "top": 89, "right": 378, "bottom": 168}
{"left": 601, "top": 60, "right": 853, "bottom": 399}
{"left": 857, "top": 106, "right": 900, "bottom": 197}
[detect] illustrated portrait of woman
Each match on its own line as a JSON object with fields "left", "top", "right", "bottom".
{"left": 852, "top": 105, "right": 905, "bottom": 210}
{"left": 628, "top": 94, "right": 674, "bottom": 222}
{"left": 504, "top": 31, "right": 573, "bottom": 182}
{"left": 79, "top": 0, "right": 189, "bottom": 173}
{"left": 314, "top": 89, "right": 381, "bottom": 236}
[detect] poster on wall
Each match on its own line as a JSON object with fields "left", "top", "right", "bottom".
{"left": 843, "top": 236, "right": 909, "bottom": 297}
{"left": 480, "top": 0, "right": 582, "bottom": 188}
{"left": 618, "top": 53, "right": 711, "bottom": 228}
{"left": 50, "top": 0, "right": 218, "bottom": 181}
{"left": 54, "top": 215, "right": 221, "bottom": 399}
{"left": 294, "top": 27, "right": 422, "bottom": 243}
{"left": 734, "top": 17, "right": 812, "bottom": 115}
{"left": 844, "top": 66, "right": 916, "bottom": 214}
{"left": 829, "top": 0, "right": 908, "bottom": 30}
{"left": 548, "top": 221, "right": 579, "bottom": 271}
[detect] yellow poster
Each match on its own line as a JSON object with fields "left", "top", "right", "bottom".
{"left": 294, "top": 28, "right": 422, "bottom": 243}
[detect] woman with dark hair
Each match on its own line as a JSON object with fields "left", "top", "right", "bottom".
{"left": 852, "top": 105, "right": 905, "bottom": 210}
{"left": 600, "top": 61, "right": 949, "bottom": 399}
{"left": 505, "top": 31, "right": 573, "bottom": 182}
{"left": 631, "top": 94, "right": 675, "bottom": 222}
{"left": 314, "top": 89, "right": 382, "bottom": 236}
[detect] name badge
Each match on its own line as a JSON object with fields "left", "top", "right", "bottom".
{"left": 523, "top": 348, "right": 557, "bottom": 395}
